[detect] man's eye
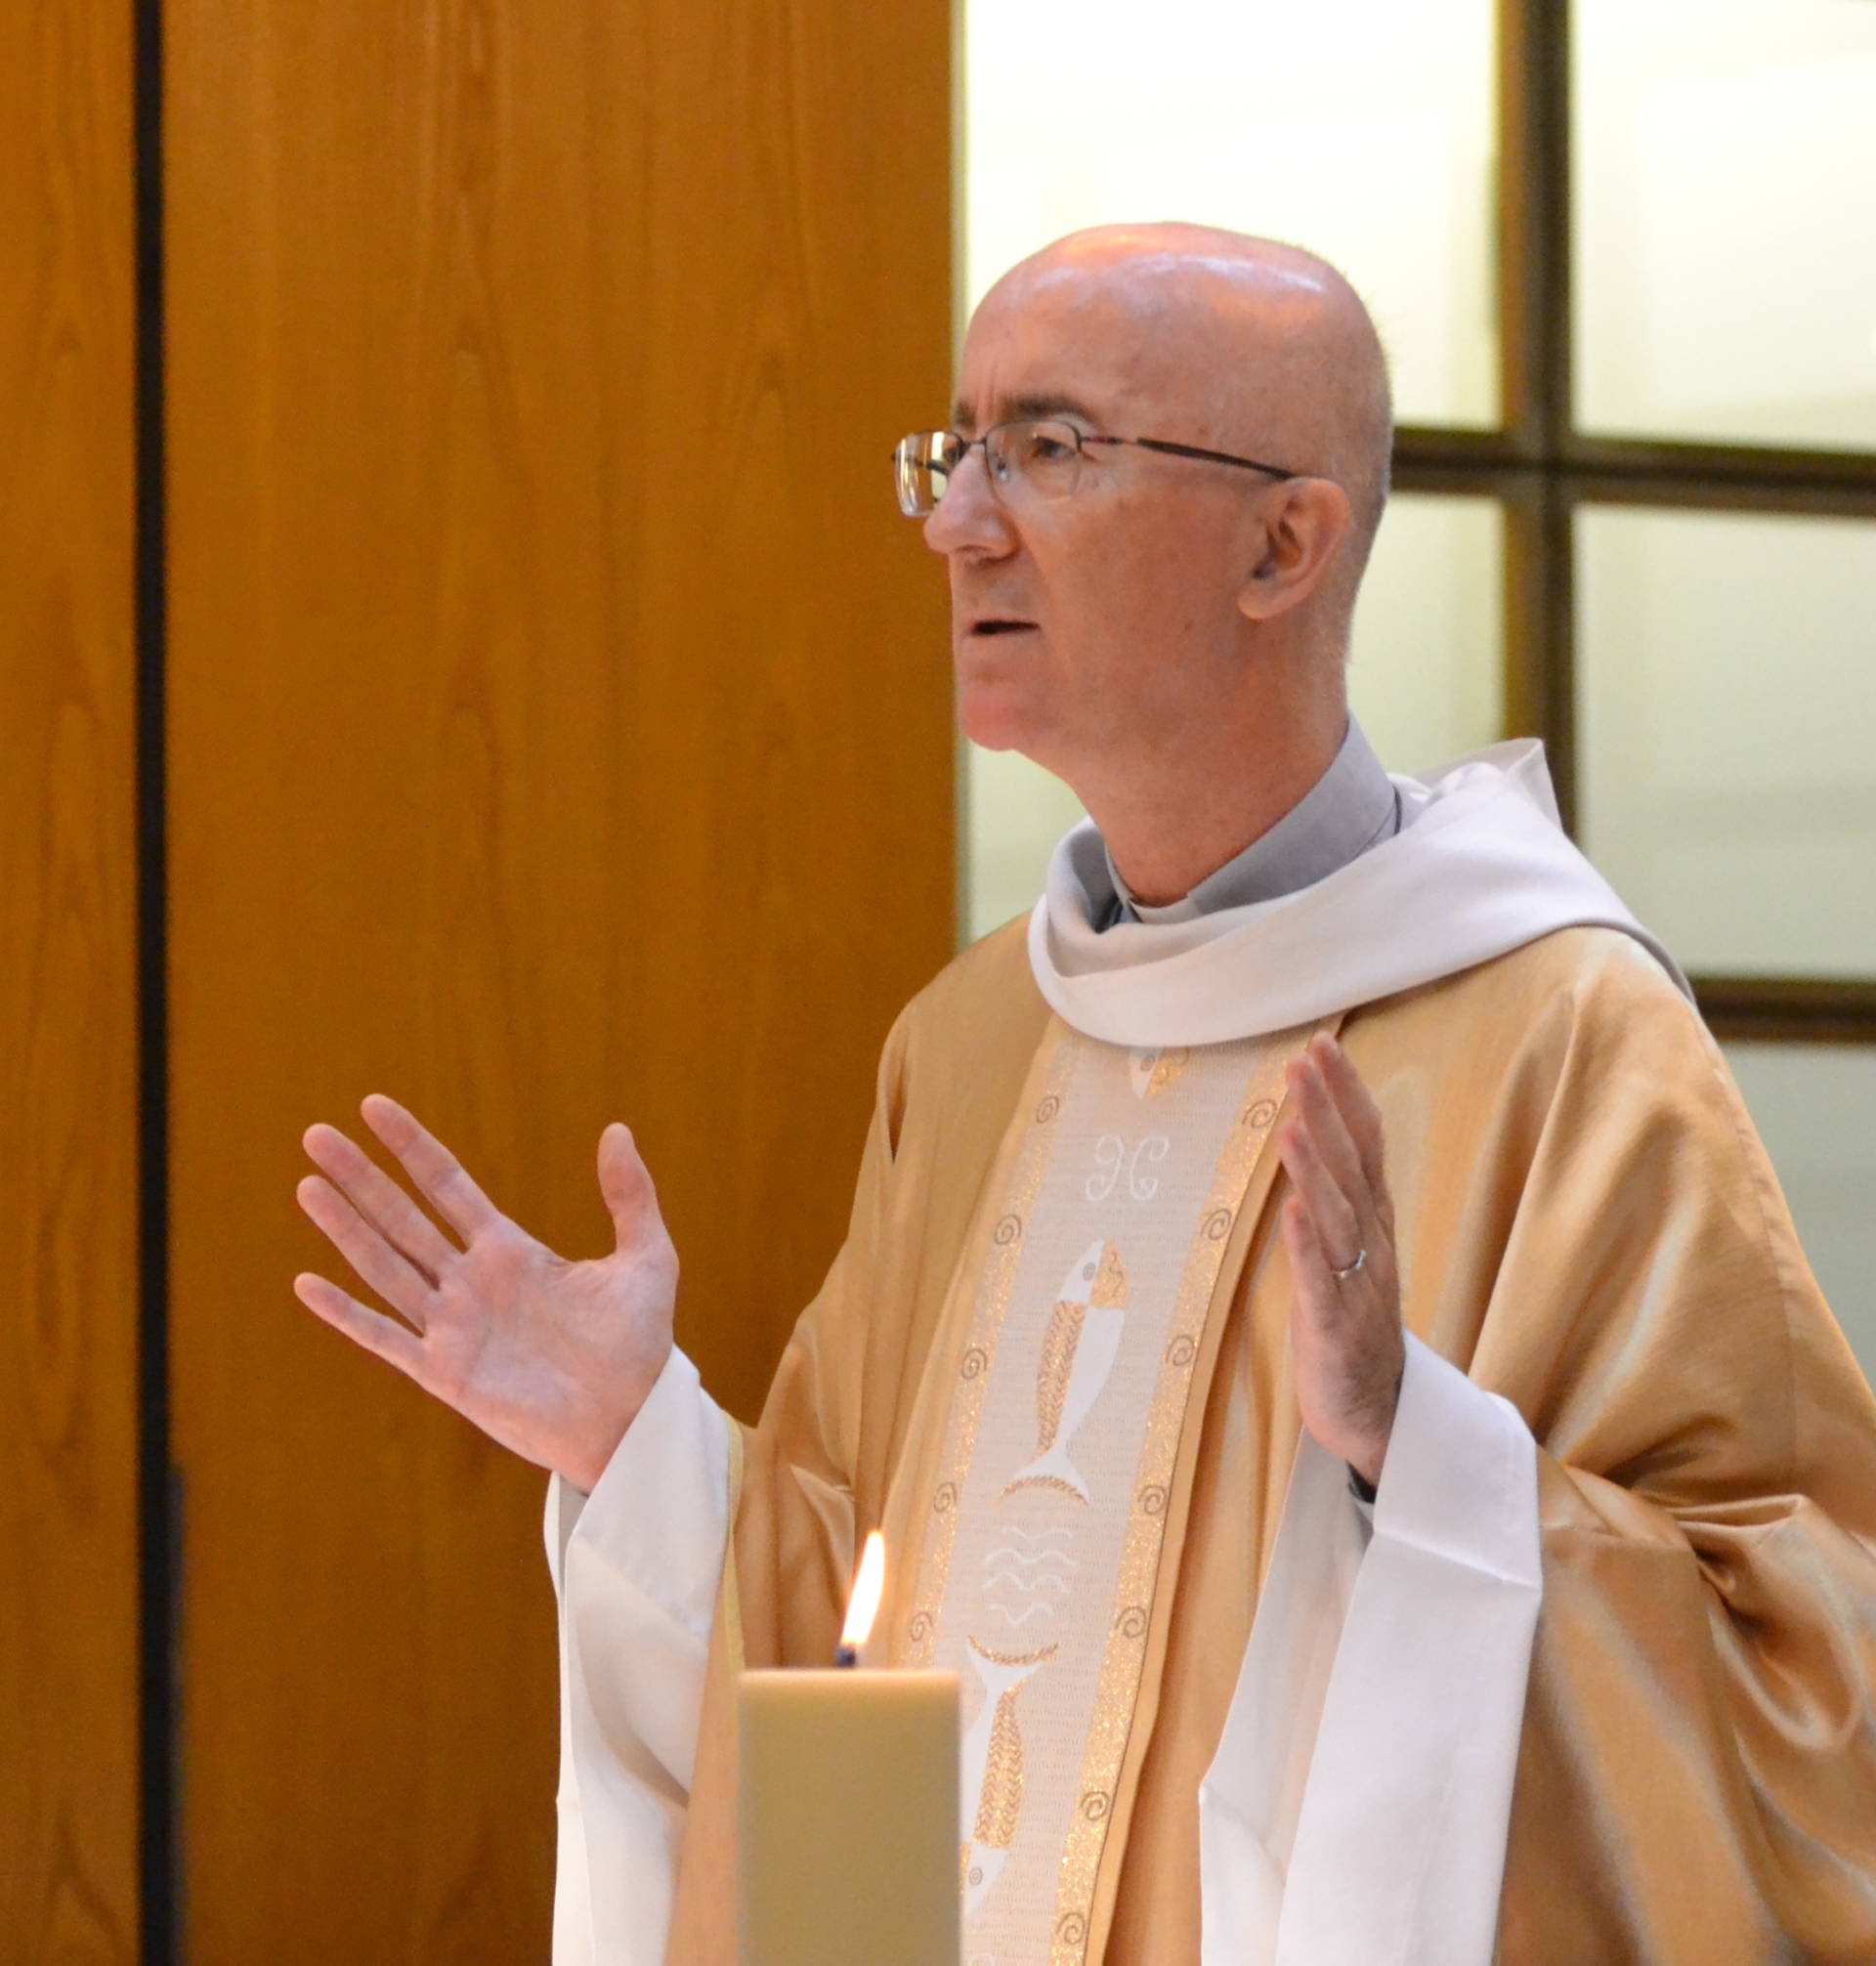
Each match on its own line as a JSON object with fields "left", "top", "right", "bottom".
{"left": 1026, "top": 434, "right": 1075, "bottom": 463}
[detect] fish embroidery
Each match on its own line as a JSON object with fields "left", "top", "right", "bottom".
{"left": 1002, "top": 1240, "right": 1129, "bottom": 1504}
{"left": 1129, "top": 1047, "right": 1189, "bottom": 1100}
{"left": 959, "top": 1637, "right": 1058, "bottom": 1915}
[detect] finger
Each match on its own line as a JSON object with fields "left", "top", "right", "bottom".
{"left": 597, "top": 1123, "right": 664, "bottom": 1254}
{"left": 358, "top": 1094, "right": 501, "bottom": 1243}
{"left": 294, "top": 1270, "right": 431, "bottom": 1385}
{"left": 1291, "top": 1047, "right": 1373, "bottom": 1218}
{"left": 1277, "top": 1109, "right": 1363, "bottom": 1274}
{"left": 1282, "top": 1194, "right": 1354, "bottom": 1340}
{"left": 302, "top": 1122, "right": 460, "bottom": 1282}
{"left": 296, "top": 1174, "right": 435, "bottom": 1331}
{"left": 1313, "top": 1034, "right": 1388, "bottom": 1201}
{"left": 1282, "top": 1192, "right": 1331, "bottom": 1299}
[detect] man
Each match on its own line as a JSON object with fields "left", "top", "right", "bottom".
{"left": 295, "top": 225, "right": 1876, "bottom": 1963}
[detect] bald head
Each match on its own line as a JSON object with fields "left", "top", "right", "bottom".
{"left": 975, "top": 222, "right": 1394, "bottom": 611}
{"left": 931, "top": 222, "right": 1394, "bottom": 835}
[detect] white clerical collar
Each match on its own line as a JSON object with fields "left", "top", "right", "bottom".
{"left": 1100, "top": 718, "right": 1400, "bottom": 927}
{"left": 1030, "top": 739, "right": 1690, "bottom": 1047}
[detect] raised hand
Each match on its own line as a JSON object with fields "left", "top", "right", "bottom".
{"left": 1275, "top": 1030, "right": 1404, "bottom": 1490}
{"left": 293, "top": 1095, "right": 677, "bottom": 1493}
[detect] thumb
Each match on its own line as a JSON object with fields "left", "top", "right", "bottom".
{"left": 597, "top": 1121, "right": 663, "bottom": 1254}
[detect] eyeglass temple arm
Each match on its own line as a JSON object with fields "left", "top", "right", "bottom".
{"left": 1088, "top": 435, "right": 1296, "bottom": 480}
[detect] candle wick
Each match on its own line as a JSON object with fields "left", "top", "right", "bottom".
{"left": 833, "top": 1645, "right": 859, "bottom": 1669}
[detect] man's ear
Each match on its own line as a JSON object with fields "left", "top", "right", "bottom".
{"left": 1236, "top": 479, "right": 1353, "bottom": 623}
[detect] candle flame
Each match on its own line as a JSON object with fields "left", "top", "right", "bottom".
{"left": 840, "top": 1531, "right": 886, "bottom": 1651}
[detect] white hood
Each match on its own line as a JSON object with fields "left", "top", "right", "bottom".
{"left": 1027, "top": 740, "right": 1690, "bottom": 1047}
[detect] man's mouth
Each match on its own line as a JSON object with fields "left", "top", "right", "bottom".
{"left": 968, "top": 619, "right": 1037, "bottom": 637}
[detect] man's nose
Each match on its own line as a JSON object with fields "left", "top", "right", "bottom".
{"left": 921, "top": 446, "right": 1016, "bottom": 557}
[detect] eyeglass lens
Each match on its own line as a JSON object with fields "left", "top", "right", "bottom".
{"left": 893, "top": 420, "right": 1085, "bottom": 517}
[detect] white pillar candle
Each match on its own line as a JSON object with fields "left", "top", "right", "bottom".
{"left": 738, "top": 1534, "right": 960, "bottom": 1966}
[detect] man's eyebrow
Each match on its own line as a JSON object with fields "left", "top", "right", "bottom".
{"left": 951, "top": 391, "right": 1103, "bottom": 435}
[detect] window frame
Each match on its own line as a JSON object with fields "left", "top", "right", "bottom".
{"left": 1389, "top": 0, "right": 1876, "bottom": 1044}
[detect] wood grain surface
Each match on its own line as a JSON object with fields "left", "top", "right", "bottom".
{"left": 164, "top": 0, "right": 953, "bottom": 1953}
{"left": 0, "top": 0, "right": 142, "bottom": 1958}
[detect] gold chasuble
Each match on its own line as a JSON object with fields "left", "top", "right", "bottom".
{"left": 661, "top": 746, "right": 1876, "bottom": 1965}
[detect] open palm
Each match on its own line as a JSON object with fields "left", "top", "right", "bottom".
{"left": 293, "top": 1093, "right": 676, "bottom": 1492}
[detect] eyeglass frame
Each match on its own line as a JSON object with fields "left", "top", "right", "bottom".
{"left": 892, "top": 417, "right": 1300, "bottom": 518}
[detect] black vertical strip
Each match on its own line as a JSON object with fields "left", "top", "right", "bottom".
{"left": 1495, "top": 0, "right": 1579, "bottom": 829}
{"left": 1539, "top": 476, "right": 1577, "bottom": 838}
{"left": 1530, "top": 0, "right": 1578, "bottom": 833}
{"left": 1527, "top": 0, "right": 1574, "bottom": 458}
{"left": 133, "top": 0, "right": 176, "bottom": 1952}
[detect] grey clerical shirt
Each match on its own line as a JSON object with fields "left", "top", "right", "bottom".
{"left": 1090, "top": 716, "right": 1401, "bottom": 932}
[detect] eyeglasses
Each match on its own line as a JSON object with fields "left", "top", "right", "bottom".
{"left": 891, "top": 417, "right": 1298, "bottom": 518}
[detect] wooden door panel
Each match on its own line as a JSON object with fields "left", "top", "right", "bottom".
{"left": 165, "top": 0, "right": 952, "bottom": 1953}
{"left": 0, "top": 0, "right": 141, "bottom": 1956}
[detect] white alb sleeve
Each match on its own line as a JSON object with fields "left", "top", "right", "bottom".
{"left": 543, "top": 1345, "right": 733, "bottom": 1966}
{"left": 1198, "top": 1332, "right": 1542, "bottom": 1966}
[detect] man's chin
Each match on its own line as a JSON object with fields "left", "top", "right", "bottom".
{"left": 957, "top": 681, "right": 1047, "bottom": 755}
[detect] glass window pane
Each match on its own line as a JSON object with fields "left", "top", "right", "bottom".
{"left": 959, "top": 492, "right": 1506, "bottom": 944}
{"left": 962, "top": 747, "right": 1087, "bottom": 944}
{"left": 1575, "top": 0, "right": 1876, "bottom": 451}
{"left": 1725, "top": 1043, "right": 1876, "bottom": 1387}
{"left": 1349, "top": 492, "right": 1504, "bottom": 774}
{"left": 963, "top": 0, "right": 1500, "bottom": 429}
{"left": 1576, "top": 504, "right": 1876, "bottom": 979}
